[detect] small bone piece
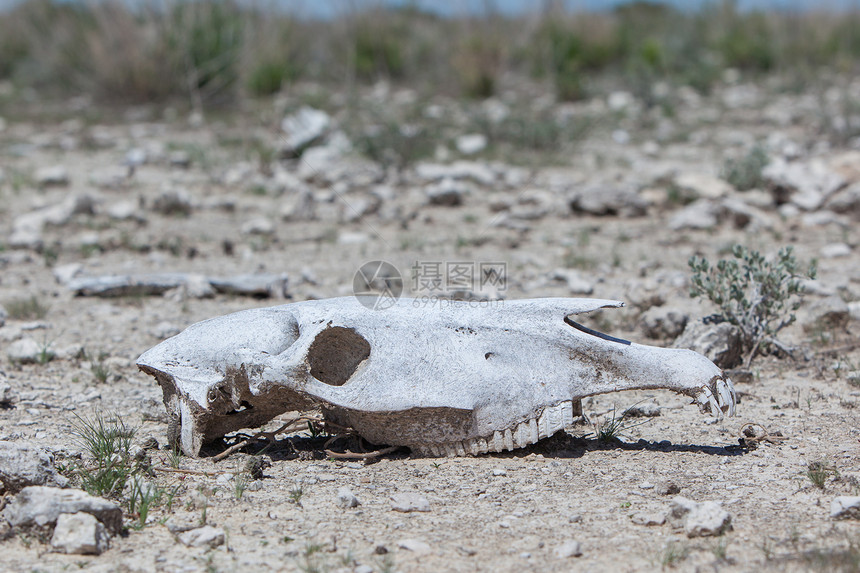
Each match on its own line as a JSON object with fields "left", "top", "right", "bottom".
{"left": 137, "top": 297, "right": 736, "bottom": 457}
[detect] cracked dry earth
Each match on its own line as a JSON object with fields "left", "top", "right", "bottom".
{"left": 1, "top": 96, "right": 860, "bottom": 572}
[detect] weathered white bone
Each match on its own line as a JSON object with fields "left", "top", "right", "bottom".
{"left": 136, "top": 297, "right": 736, "bottom": 457}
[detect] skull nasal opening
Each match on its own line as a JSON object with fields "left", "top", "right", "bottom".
{"left": 307, "top": 326, "right": 371, "bottom": 386}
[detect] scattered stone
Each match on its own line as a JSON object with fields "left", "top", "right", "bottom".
{"left": 281, "top": 107, "right": 330, "bottom": 153}
{"left": 390, "top": 493, "right": 431, "bottom": 513}
{"left": 52, "top": 263, "right": 84, "bottom": 285}
{"left": 280, "top": 188, "right": 316, "bottom": 221}
{"left": 336, "top": 487, "right": 360, "bottom": 509}
{"left": 7, "top": 338, "right": 47, "bottom": 364}
{"left": 51, "top": 511, "right": 109, "bottom": 555}
{"left": 125, "top": 147, "right": 148, "bottom": 167}
{"left": 631, "top": 511, "right": 667, "bottom": 526}
{"left": 209, "top": 273, "right": 289, "bottom": 298}
{"left": 554, "top": 540, "right": 583, "bottom": 558}
{"left": 152, "top": 187, "right": 193, "bottom": 216}
{"left": 801, "top": 296, "right": 850, "bottom": 333}
{"left": 414, "top": 161, "right": 496, "bottom": 186}
{"left": 35, "top": 165, "right": 70, "bottom": 187}
{"left": 3, "top": 486, "right": 122, "bottom": 534}
{"left": 826, "top": 181, "right": 860, "bottom": 217}
{"left": 550, "top": 269, "right": 595, "bottom": 295}
{"left": 241, "top": 217, "right": 275, "bottom": 236}
{"left": 456, "top": 133, "right": 488, "bottom": 155}
{"left": 657, "top": 483, "right": 681, "bottom": 496}
{"left": 674, "top": 172, "right": 734, "bottom": 199}
{"left": 68, "top": 273, "right": 189, "bottom": 297}
{"left": 849, "top": 301, "right": 860, "bottom": 322}
{"left": 0, "top": 441, "right": 69, "bottom": 493}
{"left": 67, "top": 273, "right": 288, "bottom": 299}
{"left": 426, "top": 178, "right": 466, "bottom": 206}
{"left": 569, "top": 184, "right": 647, "bottom": 217}
{"left": 625, "top": 403, "right": 661, "bottom": 418}
{"left": 830, "top": 496, "right": 860, "bottom": 520}
{"left": 820, "top": 242, "right": 852, "bottom": 258}
{"left": 673, "top": 320, "right": 743, "bottom": 369}
{"left": 151, "top": 322, "right": 181, "bottom": 340}
{"left": 763, "top": 157, "right": 845, "bottom": 210}
{"left": 669, "top": 496, "right": 732, "bottom": 537}
{"left": 0, "top": 376, "right": 16, "bottom": 408}
{"left": 10, "top": 194, "right": 97, "bottom": 250}
{"left": 0, "top": 304, "right": 6, "bottom": 328}
{"left": 397, "top": 538, "right": 432, "bottom": 555}
{"left": 177, "top": 525, "right": 226, "bottom": 548}
{"left": 641, "top": 307, "right": 689, "bottom": 339}
{"left": 492, "top": 468, "right": 507, "bottom": 477}
{"left": 169, "top": 150, "right": 191, "bottom": 168}
{"left": 668, "top": 199, "right": 720, "bottom": 230}
{"left": 106, "top": 200, "right": 145, "bottom": 222}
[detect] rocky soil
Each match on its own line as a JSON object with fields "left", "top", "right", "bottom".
{"left": 1, "top": 77, "right": 859, "bottom": 572}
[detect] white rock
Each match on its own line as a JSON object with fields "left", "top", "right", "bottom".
{"left": 7, "top": 338, "right": 47, "bottom": 364}
{"left": 608, "top": 91, "right": 634, "bottom": 111}
{"left": 849, "top": 301, "right": 860, "bottom": 322}
{"left": 763, "top": 157, "right": 845, "bottom": 211}
{"left": 426, "top": 178, "right": 466, "bottom": 207}
{"left": 631, "top": 511, "right": 666, "bottom": 526}
{"left": 554, "top": 540, "right": 583, "bottom": 558}
{"left": 397, "top": 538, "right": 431, "bottom": 555}
{"left": 569, "top": 184, "right": 647, "bottom": 217}
{"left": 669, "top": 199, "right": 720, "bottom": 230}
{"left": 51, "top": 512, "right": 109, "bottom": 555}
{"left": 456, "top": 134, "right": 487, "bottom": 155}
{"left": 152, "top": 187, "right": 193, "bottom": 216}
{"left": 391, "top": 493, "right": 431, "bottom": 513}
{"left": 241, "top": 217, "right": 275, "bottom": 236}
{"left": 641, "top": 307, "right": 689, "bottom": 339}
{"left": 414, "top": 161, "right": 496, "bottom": 186}
{"left": 177, "top": 525, "right": 225, "bottom": 548}
{"left": 801, "top": 296, "right": 850, "bottom": 332}
{"left": 3, "top": 486, "right": 122, "bottom": 534}
{"left": 669, "top": 496, "right": 732, "bottom": 537}
{"left": 336, "top": 487, "right": 360, "bottom": 509}
{"left": 35, "top": 166, "right": 70, "bottom": 187}
{"left": 831, "top": 496, "right": 860, "bottom": 519}
{"left": 125, "top": 148, "right": 148, "bottom": 167}
{"left": 820, "top": 242, "right": 852, "bottom": 258}
{"left": 281, "top": 107, "right": 330, "bottom": 153}
{"left": 106, "top": 200, "right": 145, "bottom": 222}
{"left": 550, "top": 269, "right": 594, "bottom": 295}
{"left": 674, "top": 172, "right": 734, "bottom": 199}
{"left": 281, "top": 189, "right": 316, "bottom": 221}
{"left": 673, "top": 320, "right": 743, "bottom": 369}
{"left": 492, "top": 468, "right": 507, "bottom": 477}
{"left": 0, "top": 441, "right": 69, "bottom": 493}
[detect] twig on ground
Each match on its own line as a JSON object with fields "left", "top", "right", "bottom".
{"left": 213, "top": 416, "right": 320, "bottom": 462}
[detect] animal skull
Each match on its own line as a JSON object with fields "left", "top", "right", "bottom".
{"left": 137, "top": 297, "right": 736, "bottom": 457}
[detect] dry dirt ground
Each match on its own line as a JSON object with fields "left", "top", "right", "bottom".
{"left": 0, "top": 84, "right": 859, "bottom": 572}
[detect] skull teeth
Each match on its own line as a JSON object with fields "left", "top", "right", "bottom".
{"left": 412, "top": 400, "right": 578, "bottom": 457}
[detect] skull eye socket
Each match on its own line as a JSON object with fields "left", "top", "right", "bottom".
{"left": 307, "top": 326, "right": 371, "bottom": 386}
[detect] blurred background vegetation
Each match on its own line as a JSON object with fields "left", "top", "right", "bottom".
{"left": 1, "top": 0, "right": 859, "bottom": 109}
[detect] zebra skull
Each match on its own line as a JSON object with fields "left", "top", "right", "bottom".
{"left": 137, "top": 297, "right": 736, "bottom": 457}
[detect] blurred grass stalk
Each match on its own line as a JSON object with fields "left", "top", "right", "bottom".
{"left": 0, "top": 0, "right": 859, "bottom": 107}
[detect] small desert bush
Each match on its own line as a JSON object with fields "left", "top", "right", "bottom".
{"left": 4, "top": 295, "right": 49, "bottom": 320}
{"left": 689, "top": 245, "right": 816, "bottom": 367}
{"left": 722, "top": 145, "right": 769, "bottom": 191}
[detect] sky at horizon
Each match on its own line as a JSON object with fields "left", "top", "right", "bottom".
{"left": 1, "top": 0, "right": 858, "bottom": 14}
